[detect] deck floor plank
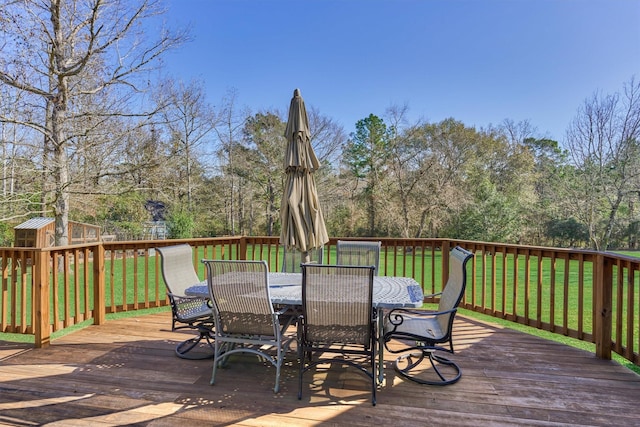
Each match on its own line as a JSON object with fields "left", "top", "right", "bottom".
{"left": 1, "top": 313, "right": 639, "bottom": 426}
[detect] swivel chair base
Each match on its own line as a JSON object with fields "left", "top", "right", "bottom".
{"left": 175, "top": 324, "right": 215, "bottom": 360}
{"left": 394, "top": 350, "right": 461, "bottom": 385}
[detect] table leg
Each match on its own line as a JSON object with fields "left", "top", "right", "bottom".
{"left": 377, "top": 307, "right": 384, "bottom": 384}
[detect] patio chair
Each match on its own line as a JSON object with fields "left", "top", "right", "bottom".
{"left": 298, "top": 263, "right": 377, "bottom": 405}
{"left": 281, "top": 246, "right": 324, "bottom": 273}
{"left": 202, "top": 259, "right": 296, "bottom": 393}
{"left": 155, "top": 244, "right": 214, "bottom": 359}
{"left": 336, "top": 240, "right": 382, "bottom": 275}
{"left": 383, "top": 246, "right": 474, "bottom": 385}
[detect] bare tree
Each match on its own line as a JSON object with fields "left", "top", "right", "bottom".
{"left": 157, "top": 78, "right": 219, "bottom": 210}
{"left": 307, "top": 106, "right": 346, "bottom": 168}
{"left": 0, "top": 84, "right": 46, "bottom": 221}
{"left": 384, "top": 105, "right": 432, "bottom": 238}
{"left": 213, "top": 89, "right": 250, "bottom": 235}
{"left": 305, "top": 106, "right": 347, "bottom": 233}
{"left": 0, "top": 0, "right": 185, "bottom": 245}
{"left": 501, "top": 118, "right": 537, "bottom": 146}
{"left": 566, "top": 77, "right": 640, "bottom": 250}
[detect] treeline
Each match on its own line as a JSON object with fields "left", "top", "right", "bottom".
{"left": 0, "top": 1, "right": 638, "bottom": 251}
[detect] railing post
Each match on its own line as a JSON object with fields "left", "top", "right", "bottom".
{"left": 594, "top": 253, "right": 612, "bottom": 360}
{"left": 93, "top": 244, "right": 106, "bottom": 325}
{"left": 441, "top": 241, "right": 451, "bottom": 288}
{"left": 239, "top": 236, "right": 247, "bottom": 260}
{"left": 33, "top": 249, "right": 50, "bottom": 348}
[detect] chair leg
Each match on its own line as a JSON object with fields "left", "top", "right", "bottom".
{"left": 370, "top": 344, "right": 377, "bottom": 406}
{"left": 175, "top": 326, "right": 214, "bottom": 360}
{"left": 393, "top": 350, "right": 461, "bottom": 386}
{"left": 210, "top": 341, "right": 226, "bottom": 386}
{"left": 297, "top": 344, "right": 306, "bottom": 400}
{"left": 274, "top": 346, "right": 282, "bottom": 393}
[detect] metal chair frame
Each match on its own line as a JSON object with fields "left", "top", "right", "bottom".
{"left": 383, "top": 246, "right": 474, "bottom": 385}
{"left": 298, "top": 263, "right": 377, "bottom": 405}
{"left": 203, "top": 259, "right": 296, "bottom": 393}
{"left": 156, "top": 244, "right": 214, "bottom": 359}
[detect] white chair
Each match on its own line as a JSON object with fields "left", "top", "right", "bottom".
{"left": 156, "top": 244, "right": 214, "bottom": 359}
{"left": 202, "top": 259, "right": 296, "bottom": 393}
{"left": 383, "top": 246, "right": 474, "bottom": 385}
{"left": 336, "top": 240, "right": 382, "bottom": 275}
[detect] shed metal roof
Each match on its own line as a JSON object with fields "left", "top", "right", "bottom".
{"left": 14, "top": 217, "right": 55, "bottom": 230}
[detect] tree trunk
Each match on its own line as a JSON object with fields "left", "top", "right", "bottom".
{"left": 52, "top": 101, "right": 69, "bottom": 247}
{"left": 602, "top": 191, "right": 624, "bottom": 251}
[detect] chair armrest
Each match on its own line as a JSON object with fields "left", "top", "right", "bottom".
{"left": 422, "top": 291, "right": 443, "bottom": 299}
{"left": 385, "top": 306, "right": 458, "bottom": 326}
{"left": 273, "top": 305, "right": 298, "bottom": 332}
{"left": 386, "top": 307, "right": 433, "bottom": 318}
{"left": 168, "top": 292, "right": 207, "bottom": 301}
{"left": 274, "top": 304, "right": 295, "bottom": 316}
{"left": 169, "top": 292, "right": 211, "bottom": 306}
{"left": 275, "top": 304, "right": 299, "bottom": 319}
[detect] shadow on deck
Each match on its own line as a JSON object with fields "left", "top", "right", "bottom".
{"left": 1, "top": 313, "right": 639, "bottom": 426}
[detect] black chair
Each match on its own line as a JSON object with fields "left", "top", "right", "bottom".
{"left": 156, "top": 244, "right": 214, "bottom": 359}
{"left": 383, "top": 246, "right": 474, "bottom": 385}
{"left": 298, "top": 263, "right": 377, "bottom": 405}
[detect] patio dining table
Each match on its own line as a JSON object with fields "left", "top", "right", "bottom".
{"left": 186, "top": 272, "right": 424, "bottom": 383}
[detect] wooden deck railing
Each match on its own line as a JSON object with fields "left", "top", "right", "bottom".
{"left": 1, "top": 237, "right": 638, "bottom": 367}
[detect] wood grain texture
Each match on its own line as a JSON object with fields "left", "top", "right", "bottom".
{"left": 1, "top": 313, "right": 639, "bottom": 426}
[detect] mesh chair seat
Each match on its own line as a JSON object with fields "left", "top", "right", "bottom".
{"left": 386, "top": 313, "right": 445, "bottom": 341}
{"left": 173, "top": 296, "right": 212, "bottom": 321}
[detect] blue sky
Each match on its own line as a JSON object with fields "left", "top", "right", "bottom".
{"left": 159, "top": 0, "right": 640, "bottom": 143}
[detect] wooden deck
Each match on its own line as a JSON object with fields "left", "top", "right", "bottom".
{"left": 1, "top": 313, "right": 639, "bottom": 426}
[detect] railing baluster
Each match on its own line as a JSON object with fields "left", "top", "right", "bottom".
{"left": 1, "top": 237, "right": 637, "bottom": 367}
{"left": 94, "top": 244, "right": 105, "bottom": 325}
{"left": 625, "top": 262, "right": 634, "bottom": 361}
{"left": 577, "top": 253, "right": 585, "bottom": 339}
{"left": 1, "top": 254, "right": 7, "bottom": 332}
{"left": 563, "top": 255, "right": 570, "bottom": 335}
{"left": 34, "top": 249, "right": 50, "bottom": 348}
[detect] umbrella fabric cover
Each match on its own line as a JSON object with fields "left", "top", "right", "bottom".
{"left": 279, "top": 89, "right": 329, "bottom": 257}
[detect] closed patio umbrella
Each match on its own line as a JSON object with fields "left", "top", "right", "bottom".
{"left": 279, "top": 88, "right": 329, "bottom": 262}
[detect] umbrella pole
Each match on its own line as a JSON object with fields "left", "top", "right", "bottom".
{"left": 302, "top": 251, "right": 310, "bottom": 264}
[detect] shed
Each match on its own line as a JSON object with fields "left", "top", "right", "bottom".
{"left": 14, "top": 217, "right": 101, "bottom": 247}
